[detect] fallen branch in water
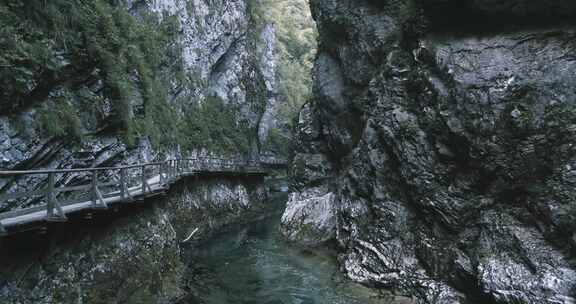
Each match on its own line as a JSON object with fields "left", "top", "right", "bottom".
{"left": 182, "top": 227, "right": 199, "bottom": 243}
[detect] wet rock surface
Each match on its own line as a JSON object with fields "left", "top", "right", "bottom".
{"left": 0, "top": 176, "right": 269, "bottom": 304}
{"left": 283, "top": 0, "right": 576, "bottom": 303}
{"left": 0, "top": 3, "right": 282, "bottom": 302}
{"left": 281, "top": 188, "right": 336, "bottom": 247}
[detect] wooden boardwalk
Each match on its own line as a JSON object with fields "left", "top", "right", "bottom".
{"left": 0, "top": 158, "right": 282, "bottom": 236}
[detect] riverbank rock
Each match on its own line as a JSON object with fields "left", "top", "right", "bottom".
{"left": 285, "top": 0, "right": 576, "bottom": 302}
{"left": 281, "top": 188, "right": 336, "bottom": 247}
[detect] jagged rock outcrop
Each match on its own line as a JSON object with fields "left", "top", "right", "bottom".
{"left": 0, "top": 176, "right": 268, "bottom": 304}
{"left": 281, "top": 189, "right": 335, "bottom": 246}
{"left": 284, "top": 0, "right": 576, "bottom": 303}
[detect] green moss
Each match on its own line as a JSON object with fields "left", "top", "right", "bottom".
{"left": 247, "top": 0, "right": 317, "bottom": 155}
{"left": 180, "top": 95, "right": 253, "bottom": 155}
{"left": 1, "top": 0, "right": 303, "bottom": 156}
{"left": 0, "top": 0, "right": 183, "bottom": 147}
{"left": 265, "top": 128, "right": 291, "bottom": 155}
{"left": 247, "top": 0, "right": 317, "bottom": 107}
{"left": 38, "top": 92, "right": 82, "bottom": 142}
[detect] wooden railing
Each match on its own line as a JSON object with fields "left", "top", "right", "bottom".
{"left": 0, "top": 158, "right": 266, "bottom": 236}
{"left": 258, "top": 155, "right": 288, "bottom": 167}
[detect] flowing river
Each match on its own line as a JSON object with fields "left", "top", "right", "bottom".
{"left": 177, "top": 196, "right": 402, "bottom": 304}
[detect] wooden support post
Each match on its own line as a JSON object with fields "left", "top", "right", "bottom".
{"left": 141, "top": 165, "right": 147, "bottom": 195}
{"left": 167, "top": 162, "right": 171, "bottom": 182}
{"left": 91, "top": 170, "right": 108, "bottom": 210}
{"left": 173, "top": 160, "right": 177, "bottom": 178}
{"left": 172, "top": 160, "right": 176, "bottom": 178}
{"left": 140, "top": 164, "right": 154, "bottom": 198}
{"left": 126, "top": 168, "right": 131, "bottom": 189}
{"left": 47, "top": 172, "right": 67, "bottom": 222}
{"left": 120, "top": 168, "right": 133, "bottom": 202}
{"left": 165, "top": 161, "right": 170, "bottom": 181}
{"left": 159, "top": 163, "right": 165, "bottom": 185}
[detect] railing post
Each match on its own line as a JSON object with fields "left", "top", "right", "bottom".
{"left": 91, "top": 170, "right": 97, "bottom": 207}
{"left": 120, "top": 168, "right": 132, "bottom": 201}
{"left": 166, "top": 162, "right": 169, "bottom": 179}
{"left": 159, "top": 163, "right": 165, "bottom": 185}
{"left": 47, "top": 172, "right": 66, "bottom": 221}
{"left": 141, "top": 165, "right": 147, "bottom": 195}
{"left": 173, "top": 160, "right": 176, "bottom": 179}
{"left": 165, "top": 161, "right": 170, "bottom": 181}
{"left": 173, "top": 160, "right": 177, "bottom": 178}
{"left": 127, "top": 168, "right": 131, "bottom": 188}
{"left": 92, "top": 170, "right": 108, "bottom": 209}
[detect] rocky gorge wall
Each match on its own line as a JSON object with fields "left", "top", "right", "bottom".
{"left": 0, "top": 0, "right": 285, "bottom": 302}
{"left": 283, "top": 1, "right": 576, "bottom": 303}
{"left": 0, "top": 0, "right": 280, "bottom": 213}
{"left": 0, "top": 175, "right": 269, "bottom": 304}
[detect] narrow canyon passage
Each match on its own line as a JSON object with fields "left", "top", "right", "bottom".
{"left": 2, "top": 0, "right": 576, "bottom": 303}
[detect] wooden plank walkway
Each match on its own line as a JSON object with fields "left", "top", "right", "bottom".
{"left": 0, "top": 158, "right": 273, "bottom": 236}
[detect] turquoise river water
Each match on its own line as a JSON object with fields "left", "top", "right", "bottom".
{"left": 178, "top": 200, "right": 403, "bottom": 304}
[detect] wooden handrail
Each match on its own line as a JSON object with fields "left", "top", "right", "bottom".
{"left": 0, "top": 157, "right": 270, "bottom": 176}
{"left": 0, "top": 162, "right": 166, "bottom": 176}
{"left": 0, "top": 157, "right": 271, "bottom": 236}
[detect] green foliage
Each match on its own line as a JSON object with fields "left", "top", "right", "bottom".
{"left": 254, "top": 0, "right": 317, "bottom": 130}
{"left": 265, "top": 128, "right": 291, "bottom": 155}
{"left": 38, "top": 92, "right": 82, "bottom": 142}
{"left": 248, "top": 0, "right": 317, "bottom": 155}
{"left": 0, "top": 0, "right": 182, "bottom": 147}
{"left": 180, "top": 96, "right": 253, "bottom": 155}
{"left": 1, "top": 0, "right": 315, "bottom": 155}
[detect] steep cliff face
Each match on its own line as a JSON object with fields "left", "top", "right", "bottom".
{"left": 0, "top": 0, "right": 279, "bottom": 212}
{"left": 284, "top": 1, "right": 576, "bottom": 303}
{"left": 0, "top": 176, "right": 268, "bottom": 304}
